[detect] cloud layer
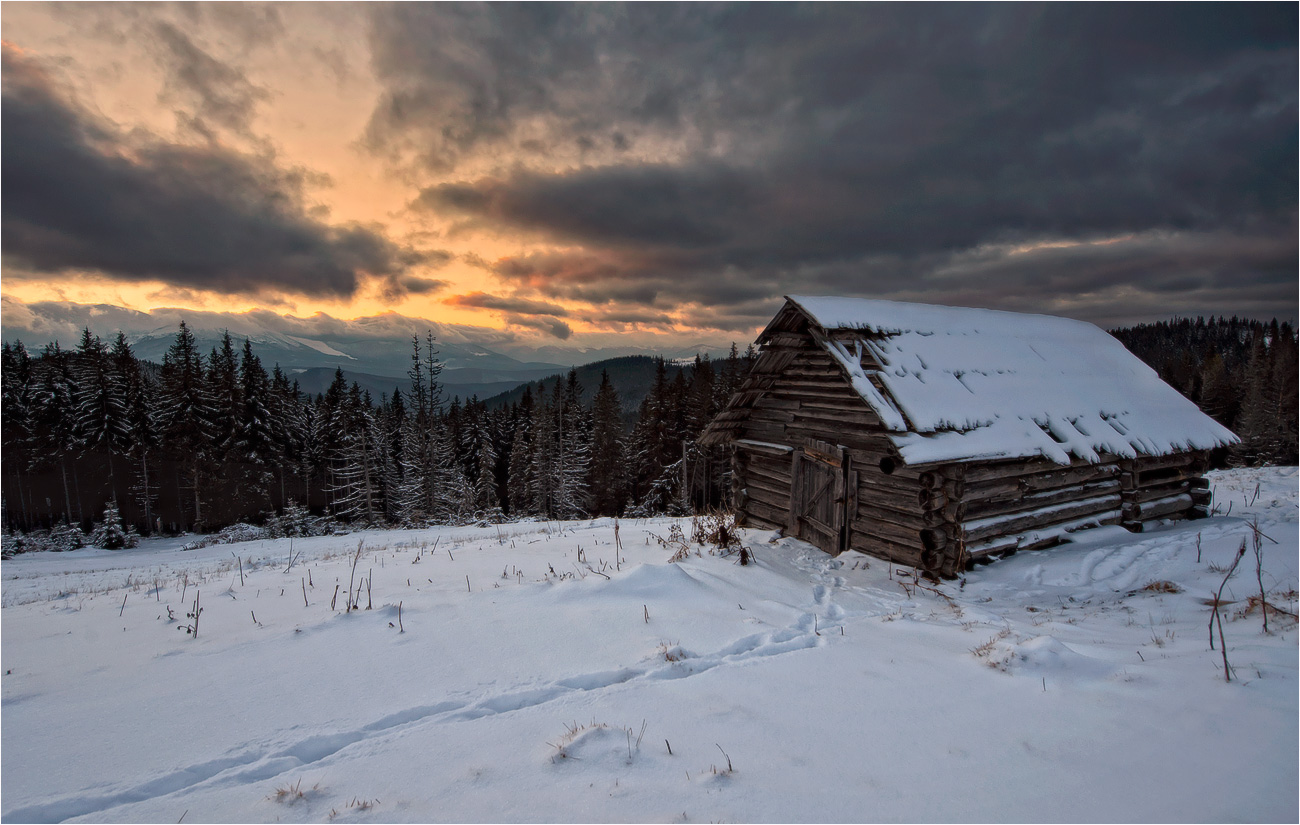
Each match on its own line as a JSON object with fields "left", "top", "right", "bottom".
{"left": 1, "top": 43, "right": 426, "bottom": 302}
{"left": 377, "top": 4, "right": 1297, "bottom": 326}
{"left": 1, "top": 5, "right": 1295, "bottom": 339}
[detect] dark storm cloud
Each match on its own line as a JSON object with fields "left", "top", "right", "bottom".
{"left": 444, "top": 292, "right": 571, "bottom": 318}
{"left": 1, "top": 45, "right": 425, "bottom": 300}
{"left": 443, "top": 290, "right": 574, "bottom": 338}
{"left": 375, "top": 4, "right": 1297, "bottom": 325}
{"left": 150, "top": 20, "right": 269, "bottom": 136}
{"left": 504, "top": 314, "right": 572, "bottom": 340}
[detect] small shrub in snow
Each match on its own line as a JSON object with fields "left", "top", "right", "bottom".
{"left": 1, "top": 528, "right": 41, "bottom": 557}
{"left": 48, "top": 521, "right": 87, "bottom": 552}
{"left": 183, "top": 523, "right": 265, "bottom": 550}
{"left": 652, "top": 523, "right": 693, "bottom": 562}
{"left": 269, "top": 778, "right": 320, "bottom": 805}
{"left": 1140, "top": 580, "right": 1182, "bottom": 594}
{"left": 263, "top": 500, "right": 341, "bottom": 539}
{"left": 89, "top": 501, "right": 139, "bottom": 550}
{"left": 691, "top": 510, "right": 748, "bottom": 563}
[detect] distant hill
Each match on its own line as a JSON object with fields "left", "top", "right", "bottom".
{"left": 482, "top": 355, "right": 691, "bottom": 413}
{"left": 292, "top": 365, "right": 565, "bottom": 403}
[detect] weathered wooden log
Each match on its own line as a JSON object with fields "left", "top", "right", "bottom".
{"left": 762, "top": 331, "right": 808, "bottom": 348}
{"left": 851, "top": 517, "right": 929, "bottom": 553}
{"left": 1189, "top": 476, "right": 1210, "bottom": 490}
{"left": 735, "top": 439, "right": 793, "bottom": 457}
{"left": 782, "top": 424, "right": 879, "bottom": 452}
{"left": 959, "top": 495, "right": 1121, "bottom": 544}
{"left": 857, "top": 501, "right": 946, "bottom": 532}
{"left": 918, "top": 470, "right": 949, "bottom": 490}
{"left": 1189, "top": 488, "right": 1213, "bottom": 506}
{"left": 967, "top": 532, "right": 1066, "bottom": 560}
{"left": 918, "top": 488, "right": 949, "bottom": 509}
{"left": 741, "top": 423, "right": 787, "bottom": 443}
{"left": 1019, "top": 463, "right": 1121, "bottom": 493}
{"left": 963, "top": 479, "right": 1121, "bottom": 521}
{"left": 962, "top": 535, "right": 1020, "bottom": 559}
{"left": 798, "top": 398, "right": 877, "bottom": 414}
{"left": 965, "top": 510, "right": 1124, "bottom": 558}
{"left": 774, "top": 377, "right": 853, "bottom": 392}
{"left": 920, "top": 527, "right": 948, "bottom": 553}
{"left": 845, "top": 443, "right": 910, "bottom": 466}
{"left": 765, "top": 384, "right": 862, "bottom": 401}
{"left": 745, "top": 485, "right": 791, "bottom": 513}
{"left": 859, "top": 468, "right": 922, "bottom": 493}
{"left": 849, "top": 533, "right": 924, "bottom": 569}
{"left": 958, "top": 460, "right": 1060, "bottom": 484}
{"left": 1123, "top": 493, "right": 1193, "bottom": 521}
{"left": 747, "top": 396, "right": 800, "bottom": 412}
{"left": 1136, "top": 465, "right": 1208, "bottom": 487}
{"left": 742, "top": 498, "right": 789, "bottom": 529}
{"left": 749, "top": 410, "right": 794, "bottom": 428}
{"left": 1120, "top": 452, "right": 1203, "bottom": 474}
{"left": 957, "top": 476, "right": 1022, "bottom": 500}
{"left": 791, "top": 408, "right": 880, "bottom": 426}
{"left": 746, "top": 449, "right": 795, "bottom": 470}
{"left": 744, "top": 456, "right": 794, "bottom": 481}
{"left": 1126, "top": 480, "right": 1191, "bottom": 504}
{"left": 859, "top": 481, "right": 925, "bottom": 512}
{"left": 742, "top": 475, "right": 789, "bottom": 503}
{"left": 912, "top": 488, "right": 966, "bottom": 521}
{"left": 741, "top": 463, "right": 792, "bottom": 491}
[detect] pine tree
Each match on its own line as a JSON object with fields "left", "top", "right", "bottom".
{"left": 380, "top": 390, "right": 412, "bottom": 524}
{"left": 268, "top": 366, "right": 302, "bottom": 507}
{"left": 206, "top": 332, "right": 242, "bottom": 478}
{"left": 529, "top": 391, "right": 559, "bottom": 517}
{"left": 1199, "top": 353, "right": 1238, "bottom": 429}
{"left": 31, "top": 342, "right": 80, "bottom": 525}
{"left": 507, "top": 418, "right": 534, "bottom": 517}
{"left": 71, "top": 328, "right": 129, "bottom": 464}
{"left": 1233, "top": 331, "right": 1279, "bottom": 466}
{"left": 1272, "top": 323, "right": 1299, "bottom": 464}
{"left": 157, "top": 322, "right": 213, "bottom": 530}
{"left": 333, "top": 385, "right": 385, "bottom": 525}
{"left": 1, "top": 342, "right": 36, "bottom": 530}
{"left": 588, "top": 370, "right": 626, "bottom": 516}
{"left": 235, "top": 339, "right": 276, "bottom": 510}
{"left": 89, "top": 499, "right": 137, "bottom": 549}
{"left": 554, "top": 369, "right": 590, "bottom": 519}
{"left": 473, "top": 430, "right": 503, "bottom": 521}
{"left": 112, "top": 333, "right": 158, "bottom": 534}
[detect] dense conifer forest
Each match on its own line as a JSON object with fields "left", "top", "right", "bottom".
{"left": 1, "top": 324, "right": 754, "bottom": 537}
{"left": 2, "top": 316, "right": 1295, "bottom": 539}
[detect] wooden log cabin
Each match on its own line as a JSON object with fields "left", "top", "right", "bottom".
{"left": 699, "top": 296, "right": 1239, "bottom": 577}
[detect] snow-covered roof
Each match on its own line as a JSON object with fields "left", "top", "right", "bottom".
{"left": 785, "top": 296, "right": 1239, "bottom": 466}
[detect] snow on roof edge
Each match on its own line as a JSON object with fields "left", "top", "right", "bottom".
{"left": 781, "top": 295, "right": 1238, "bottom": 465}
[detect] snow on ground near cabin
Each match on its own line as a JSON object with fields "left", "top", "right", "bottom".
{"left": 2, "top": 469, "right": 1296, "bottom": 824}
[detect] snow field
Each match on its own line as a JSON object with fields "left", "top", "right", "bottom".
{"left": 2, "top": 468, "right": 1297, "bottom": 823}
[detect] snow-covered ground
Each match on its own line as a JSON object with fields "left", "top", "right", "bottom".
{"left": 3, "top": 468, "right": 1296, "bottom": 823}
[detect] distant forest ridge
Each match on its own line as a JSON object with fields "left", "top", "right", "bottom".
{"left": 0, "top": 315, "right": 1294, "bottom": 539}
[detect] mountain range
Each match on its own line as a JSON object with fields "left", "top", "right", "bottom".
{"left": 1, "top": 298, "right": 735, "bottom": 402}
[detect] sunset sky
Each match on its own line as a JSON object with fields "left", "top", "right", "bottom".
{"left": 2, "top": 3, "right": 1296, "bottom": 350}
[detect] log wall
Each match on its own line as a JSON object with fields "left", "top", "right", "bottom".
{"left": 1119, "top": 452, "right": 1210, "bottom": 531}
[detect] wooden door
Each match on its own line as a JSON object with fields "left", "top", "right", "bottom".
{"left": 789, "top": 441, "right": 851, "bottom": 555}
